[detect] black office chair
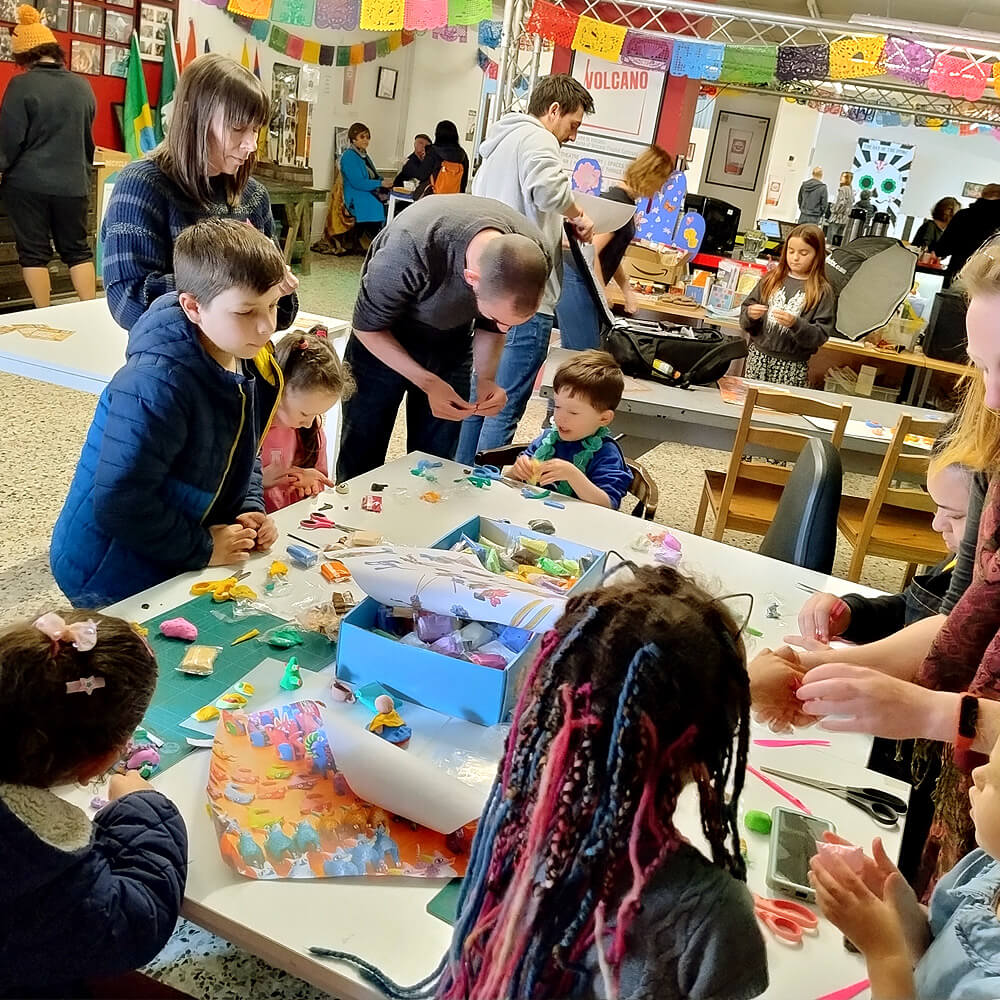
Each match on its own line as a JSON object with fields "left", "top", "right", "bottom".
{"left": 758, "top": 437, "right": 842, "bottom": 574}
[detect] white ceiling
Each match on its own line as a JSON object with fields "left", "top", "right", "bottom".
{"left": 727, "top": 0, "right": 1000, "bottom": 35}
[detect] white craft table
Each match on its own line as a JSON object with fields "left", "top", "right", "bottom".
{"left": 0, "top": 298, "right": 350, "bottom": 395}
{"left": 84, "top": 452, "right": 906, "bottom": 1000}
{"left": 540, "top": 346, "right": 949, "bottom": 474}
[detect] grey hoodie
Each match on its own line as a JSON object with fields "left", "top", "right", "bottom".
{"left": 472, "top": 112, "right": 575, "bottom": 314}
{"left": 797, "top": 177, "right": 828, "bottom": 223}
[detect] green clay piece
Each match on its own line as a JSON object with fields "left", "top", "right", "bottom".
{"left": 538, "top": 557, "right": 572, "bottom": 577}
{"left": 744, "top": 810, "right": 772, "bottom": 835}
{"left": 262, "top": 624, "right": 303, "bottom": 649}
{"left": 467, "top": 476, "right": 491, "bottom": 488}
{"left": 280, "top": 656, "right": 302, "bottom": 691}
{"left": 561, "top": 559, "right": 580, "bottom": 577}
{"left": 518, "top": 537, "right": 550, "bottom": 558}
{"left": 138, "top": 762, "right": 156, "bottom": 779}
{"left": 484, "top": 547, "right": 502, "bottom": 575}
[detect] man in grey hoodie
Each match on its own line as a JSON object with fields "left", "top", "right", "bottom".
{"left": 456, "top": 73, "right": 596, "bottom": 465}
{"left": 798, "top": 166, "right": 829, "bottom": 225}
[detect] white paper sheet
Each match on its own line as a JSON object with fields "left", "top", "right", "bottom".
{"left": 575, "top": 191, "right": 638, "bottom": 235}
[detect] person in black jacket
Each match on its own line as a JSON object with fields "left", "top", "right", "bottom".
{"left": 0, "top": 5, "right": 96, "bottom": 308}
{"left": 0, "top": 610, "right": 187, "bottom": 998}
{"left": 414, "top": 120, "right": 470, "bottom": 197}
{"left": 937, "top": 184, "right": 1000, "bottom": 285}
{"left": 392, "top": 132, "right": 431, "bottom": 187}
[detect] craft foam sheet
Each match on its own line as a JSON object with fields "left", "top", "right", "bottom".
{"left": 927, "top": 53, "right": 990, "bottom": 100}
{"left": 828, "top": 35, "right": 887, "bottom": 80}
{"left": 571, "top": 15, "right": 626, "bottom": 62}
{"left": 337, "top": 545, "right": 569, "bottom": 631}
{"left": 718, "top": 44, "right": 777, "bottom": 85}
{"left": 670, "top": 40, "right": 724, "bottom": 80}
{"left": 359, "top": 0, "right": 402, "bottom": 31}
{"left": 526, "top": 0, "right": 579, "bottom": 49}
{"left": 208, "top": 700, "right": 485, "bottom": 879}
{"left": 314, "top": 0, "right": 359, "bottom": 29}
{"left": 619, "top": 31, "right": 671, "bottom": 71}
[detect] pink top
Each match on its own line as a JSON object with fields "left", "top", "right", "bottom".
{"left": 260, "top": 422, "right": 328, "bottom": 513}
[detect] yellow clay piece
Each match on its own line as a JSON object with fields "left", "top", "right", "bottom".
{"left": 231, "top": 628, "right": 260, "bottom": 645}
{"left": 194, "top": 704, "right": 220, "bottom": 722}
{"left": 130, "top": 622, "right": 149, "bottom": 638}
{"left": 268, "top": 560, "right": 289, "bottom": 578}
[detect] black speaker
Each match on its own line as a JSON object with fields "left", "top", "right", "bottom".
{"left": 684, "top": 194, "right": 740, "bottom": 256}
{"left": 923, "top": 289, "right": 968, "bottom": 363}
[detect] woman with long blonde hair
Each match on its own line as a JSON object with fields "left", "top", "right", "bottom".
{"left": 101, "top": 53, "right": 298, "bottom": 333}
{"left": 554, "top": 144, "right": 674, "bottom": 350}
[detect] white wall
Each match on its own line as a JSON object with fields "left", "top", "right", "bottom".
{"left": 811, "top": 113, "right": 1000, "bottom": 225}
{"left": 756, "top": 100, "right": 821, "bottom": 223}
{"left": 181, "top": 0, "right": 493, "bottom": 238}
{"left": 698, "top": 90, "right": 782, "bottom": 230}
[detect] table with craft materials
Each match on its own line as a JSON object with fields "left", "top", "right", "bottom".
{"left": 540, "top": 346, "right": 950, "bottom": 474}
{"left": 605, "top": 283, "right": 744, "bottom": 334}
{"left": 64, "top": 452, "right": 910, "bottom": 1000}
{"left": 260, "top": 181, "right": 331, "bottom": 275}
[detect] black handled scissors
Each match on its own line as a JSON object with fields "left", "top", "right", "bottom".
{"left": 760, "top": 766, "right": 908, "bottom": 827}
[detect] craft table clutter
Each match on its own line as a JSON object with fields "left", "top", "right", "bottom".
{"left": 56, "top": 452, "right": 910, "bottom": 1000}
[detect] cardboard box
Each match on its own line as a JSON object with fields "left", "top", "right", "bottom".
{"left": 335, "top": 517, "right": 606, "bottom": 725}
{"left": 624, "top": 244, "right": 690, "bottom": 289}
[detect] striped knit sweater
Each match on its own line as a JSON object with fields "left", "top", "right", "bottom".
{"left": 101, "top": 156, "right": 299, "bottom": 332}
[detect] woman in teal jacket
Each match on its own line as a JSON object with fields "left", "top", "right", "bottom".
{"left": 340, "top": 122, "right": 389, "bottom": 244}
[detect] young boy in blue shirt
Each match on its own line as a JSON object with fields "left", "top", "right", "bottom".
{"left": 51, "top": 218, "right": 285, "bottom": 607}
{"left": 508, "top": 349, "right": 633, "bottom": 510}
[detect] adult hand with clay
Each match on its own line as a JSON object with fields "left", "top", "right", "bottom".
{"left": 473, "top": 377, "right": 507, "bottom": 417}
{"left": 748, "top": 646, "right": 814, "bottom": 732}
{"left": 425, "top": 375, "right": 477, "bottom": 421}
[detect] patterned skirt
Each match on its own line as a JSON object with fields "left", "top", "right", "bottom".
{"left": 744, "top": 343, "right": 809, "bottom": 388}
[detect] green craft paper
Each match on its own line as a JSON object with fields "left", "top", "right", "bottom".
{"left": 718, "top": 43, "right": 778, "bottom": 85}
{"left": 271, "top": 0, "right": 316, "bottom": 25}
{"left": 336, "top": 44, "right": 351, "bottom": 65}
{"left": 269, "top": 25, "right": 290, "bottom": 51}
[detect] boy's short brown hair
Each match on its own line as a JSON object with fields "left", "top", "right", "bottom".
{"left": 552, "top": 349, "right": 624, "bottom": 412}
{"left": 174, "top": 218, "right": 287, "bottom": 305}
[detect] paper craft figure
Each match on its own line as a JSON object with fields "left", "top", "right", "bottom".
{"left": 570, "top": 157, "right": 602, "bottom": 196}
{"left": 635, "top": 168, "right": 686, "bottom": 245}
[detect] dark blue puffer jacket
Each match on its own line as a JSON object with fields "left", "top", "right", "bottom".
{"left": 0, "top": 787, "right": 187, "bottom": 997}
{"left": 50, "top": 293, "right": 280, "bottom": 607}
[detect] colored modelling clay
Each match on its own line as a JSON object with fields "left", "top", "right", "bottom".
{"left": 321, "top": 559, "right": 351, "bottom": 582}
{"left": 194, "top": 704, "right": 220, "bottom": 722}
{"left": 125, "top": 746, "right": 160, "bottom": 770}
{"left": 235, "top": 681, "right": 255, "bottom": 697}
{"left": 420, "top": 490, "right": 444, "bottom": 503}
{"left": 815, "top": 841, "right": 865, "bottom": 873}
{"left": 160, "top": 617, "right": 198, "bottom": 641}
{"left": 347, "top": 530, "right": 383, "bottom": 547}
{"left": 431, "top": 633, "right": 466, "bottom": 656}
{"left": 258, "top": 623, "right": 303, "bottom": 648}
{"left": 176, "top": 645, "right": 221, "bottom": 676}
{"left": 335, "top": 482, "right": 350, "bottom": 494}
{"left": 469, "top": 652, "right": 507, "bottom": 669}
{"left": 287, "top": 544, "right": 319, "bottom": 568}
{"left": 517, "top": 536, "right": 550, "bottom": 558}
{"left": 458, "top": 622, "right": 493, "bottom": 650}
{"left": 329, "top": 680, "right": 356, "bottom": 702}
{"left": 368, "top": 695, "right": 411, "bottom": 748}
{"left": 521, "top": 486, "right": 550, "bottom": 499}
{"left": 415, "top": 613, "right": 459, "bottom": 643}
{"left": 499, "top": 625, "right": 532, "bottom": 652}
{"left": 216, "top": 692, "right": 249, "bottom": 708}
{"left": 280, "top": 656, "right": 303, "bottom": 691}
{"left": 362, "top": 494, "right": 383, "bottom": 512}
{"left": 529, "top": 519, "right": 555, "bottom": 534}
{"left": 231, "top": 628, "right": 259, "bottom": 645}
{"left": 268, "top": 560, "right": 289, "bottom": 578}
{"left": 543, "top": 500, "right": 565, "bottom": 509}
{"left": 744, "top": 810, "right": 772, "bottom": 835}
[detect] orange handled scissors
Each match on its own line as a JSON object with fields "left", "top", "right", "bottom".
{"left": 752, "top": 893, "right": 818, "bottom": 944}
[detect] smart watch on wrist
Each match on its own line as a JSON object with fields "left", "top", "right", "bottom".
{"left": 955, "top": 693, "right": 989, "bottom": 773}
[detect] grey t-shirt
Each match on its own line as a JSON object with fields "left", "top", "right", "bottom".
{"left": 351, "top": 194, "right": 548, "bottom": 334}
{"left": 583, "top": 844, "right": 768, "bottom": 1000}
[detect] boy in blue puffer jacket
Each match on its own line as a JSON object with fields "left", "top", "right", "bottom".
{"left": 51, "top": 218, "right": 286, "bottom": 608}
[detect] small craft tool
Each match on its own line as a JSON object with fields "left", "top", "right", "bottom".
{"left": 231, "top": 628, "right": 259, "bottom": 646}
{"left": 746, "top": 764, "right": 811, "bottom": 814}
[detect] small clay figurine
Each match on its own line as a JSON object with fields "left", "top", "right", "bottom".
{"left": 279, "top": 656, "right": 303, "bottom": 691}
{"left": 367, "top": 694, "right": 411, "bottom": 748}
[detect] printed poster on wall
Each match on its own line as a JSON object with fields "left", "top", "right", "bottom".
{"left": 852, "top": 138, "right": 914, "bottom": 225}
{"left": 705, "top": 110, "right": 770, "bottom": 192}
{"left": 564, "top": 53, "right": 666, "bottom": 189}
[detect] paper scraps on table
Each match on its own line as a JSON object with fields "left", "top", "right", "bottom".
{"left": 0, "top": 323, "right": 75, "bottom": 341}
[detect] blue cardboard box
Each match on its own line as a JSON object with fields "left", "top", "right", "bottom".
{"left": 335, "top": 517, "right": 606, "bottom": 725}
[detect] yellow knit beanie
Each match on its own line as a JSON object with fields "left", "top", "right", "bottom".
{"left": 12, "top": 5, "right": 57, "bottom": 55}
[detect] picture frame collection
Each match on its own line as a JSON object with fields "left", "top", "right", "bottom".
{"left": 0, "top": 0, "right": 175, "bottom": 76}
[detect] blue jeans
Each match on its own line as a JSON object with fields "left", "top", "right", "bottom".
{"left": 455, "top": 312, "right": 555, "bottom": 465}
{"left": 554, "top": 257, "right": 602, "bottom": 351}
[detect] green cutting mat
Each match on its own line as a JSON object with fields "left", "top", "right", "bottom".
{"left": 141, "top": 595, "right": 336, "bottom": 772}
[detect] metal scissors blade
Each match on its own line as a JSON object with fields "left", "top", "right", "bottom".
{"left": 761, "top": 767, "right": 907, "bottom": 827}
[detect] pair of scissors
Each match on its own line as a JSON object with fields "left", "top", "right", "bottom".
{"left": 470, "top": 465, "right": 522, "bottom": 489}
{"left": 760, "top": 767, "right": 908, "bottom": 827}
{"left": 299, "top": 513, "right": 361, "bottom": 532}
{"left": 752, "top": 893, "right": 818, "bottom": 944}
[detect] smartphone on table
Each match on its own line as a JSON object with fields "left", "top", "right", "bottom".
{"left": 765, "top": 806, "right": 835, "bottom": 902}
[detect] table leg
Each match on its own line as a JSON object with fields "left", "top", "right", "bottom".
{"left": 903, "top": 367, "right": 919, "bottom": 405}
{"left": 916, "top": 368, "right": 931, "bottom": 408}
{"left": 387, "top": 197, "right": 399, "bottom": 224}
{"left": 299, "top": 200, "right": 313, "bottom": 276}
{"left": 282, "top": 201, "right": 304, "bottom": 267}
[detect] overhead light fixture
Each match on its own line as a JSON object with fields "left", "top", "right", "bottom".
{"left": 849, "top": 13, "right": 1000, "bottom": 49}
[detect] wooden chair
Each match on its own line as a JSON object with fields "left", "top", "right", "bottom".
{"left": 694, "top": 386, "right": 851, "bottom": 542}
{"left": 474, "top": 443, "right": 659, "bottom": 520}
{"left": 837, "top": 414, "right": 949, "bottom": 583}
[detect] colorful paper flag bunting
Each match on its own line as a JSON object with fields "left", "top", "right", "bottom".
{"left": 240, "top": 40, "right": 250, "bottom": 67}
{"left": 478, "top": 19, "right": 502, "bottom": 49}
{"left": 828, "top": 35, "right": 886, "bottom": 80}
{"left": 776, "top": 44, "right": 828, "bottom": 81}
{"left": 227, "top": 0, "right": 272, "bottom": 19}
{"left": 719, "top": 43, "right": 777, "bottom": 85}
{"left": 349, "top": 42, "right": 364, "bottom": 63}
{"left": 271, "top": 0, "right": 315, "bottom": 25}
{"left": 335, "top": 45, "right": 350, "bottom": 65}
{"left": 318, "top": 43, "right": 335, "bottom": 64}
{"left": 359, "top": 0, "right": 402, "bottom": 30}
{"left": 405, "top": 0, "right": 446, "bottom": 30}
{"left": 572, "top": 15, "right": 626, "bottom": 62}
{"left": 881, "top": 36, "right": 934, "bottom": 86}
{"left": 670, "top": 40, "right": 724, "bottom": 80}
{"left": 447, "top": 0, "right": 489, "bottom": 26}
{"left": 526, "top": 0, "right": 579, "bottom": 50}
{"left": 268, "top": 25, "right": 289, "bottom": 50}
{"left": 927, "top": 53, "right": 990, "bottom": 100}
{"left": 314, "top": 0, "right": 359, "bottom": 30}
{"left": 619, "top": 31, "right": 671, "bottom": 71}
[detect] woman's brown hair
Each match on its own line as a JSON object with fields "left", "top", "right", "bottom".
{"left": 623, "top": 145, "right": 675, "bottom": 199}
{"left": 757, "top": 223, "right": 830, "bottom": 311}
{"left": 840, "top": 171, "right": 853, "bottom": 187}
{"left": 150, "top": 53, "right": 269, "bottom": 208}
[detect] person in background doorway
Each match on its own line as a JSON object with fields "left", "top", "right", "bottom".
{"left": 555, "top": 145, "right": 675, "bottom": 350}
{"left": 392, "top": 132, "right": 431, "bottom": 188}
{"left": 739, "top": 223, "right": 834, "bottom": 388}
{"left": 828, "top": 170, "right": 854, "bottom": 246}
{"left": 797, "top": 166, "right": 828, "bottom": 225}
{"left": 914, "top": 197, "right": 961, "bottom": 257}
{"left": 0, "top": 5, "right": 96, "bottom": 308}
{"left": 456, "top": 73, "right": 596, "bottom": 466}
{"left": 853, "top": 188, "right": 877, "bottom": 227}
{"left": 414, "top": 120, "right": 470, "bottom": 197}
{"left": 936, "top": 185, "right": 1000, "bottom": 285}
{"left": 340, "top": 122, "right": 392, "bottom": 250}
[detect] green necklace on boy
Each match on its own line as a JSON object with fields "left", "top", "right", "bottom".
{"left": 532, "top": 427, "right": 610, "bottom": 496}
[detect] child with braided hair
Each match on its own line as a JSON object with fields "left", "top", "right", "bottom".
{"left": 313, "top": 565, "right": 768, "bottom": 1000}
{"left": 508, "top": 349, "right": 634, "bottom": 509}
{"left": 260, "top": 326, "right": 354, "bottom": 512}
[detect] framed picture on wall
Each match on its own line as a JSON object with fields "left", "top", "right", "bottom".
{"left": 70, "top": 38, "right": 101, "bottom": 74}
{"left": 72, "top": 2, "right": 104, "bottom": 37}
{"left": 376, "top": 66, "right": 397, "bottom": 100}
{"left": 705, "top": 111, "right": 771, "bottom": 192}
{"left": 138, "top": 3, "right": 172, "bottom": 61}
{"left": 104, "top": 10, "right": 132, "bottom": 42}
{"left": 104, "top": 42, "right": 128, "bottom": 76}
{"left": 34, "top": 0, "right": 69, "bottom": 30}
{"left": 108, "top": 0, "right": 134, "bottom": 8}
